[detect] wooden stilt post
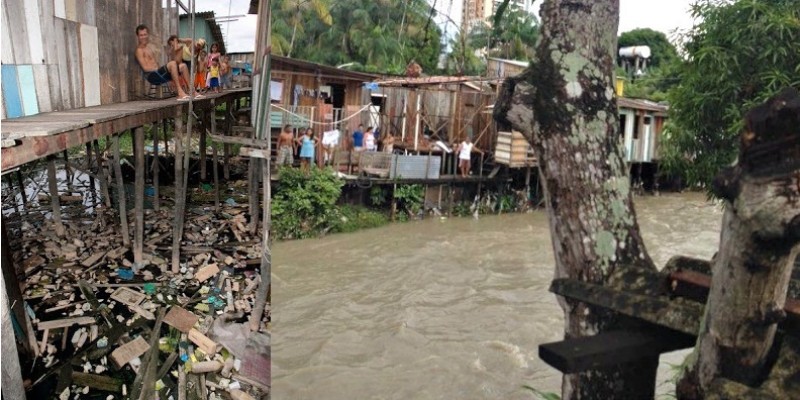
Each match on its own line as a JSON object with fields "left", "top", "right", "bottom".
{"left": 112, "top": 134, "right": 130, "bottom": 247}
{"left": 94, "top": 141, "right": 112, "bottom": 208}
{"left": 477, "top": 153, "right": 484, "bottom": 196}
{"left": 525, "top": 165, "right": 531, "bottom": 203}
{"left": 134, "top": 126, "right": 145, "bottom": 265}
{"left": 15, "top": 170, "right": 27, "bottom": 206}
{"left": 46, "top": 155, "right": 66, "bottom": 237}
{"left": 1, "top": 254, "right": 25, "bottom": 400}
{"left": 1, "top": 221, "right": 37, "bottom": 355}
{"left": 162, "top": 119, "right": 169, "bottom": 156}
{"left": 153, "top": 122, "right": 161, "bottom": 211}
{"left": 85, "top": 143, "right": 97, "bottom": 205}
{"left": 448, "top": 182, "right": 454, "bottom": 217}
{"left": 211, "top": 100, "right": 220, "bottom": 211}
{"left": 224, "top": 100, "right": 232, "bottom": 180}
{"left": 63, "top": 150, "right": 72, "bottom": 183}
{"left": 248, "top": 158, "right": 260, "bottom": 234}
{"left": 172, "top": 109, "right": 186, "bottom": 273}
{"left": 200, "top": 111, "right": 207, "bottom": 181}
{"left": 5, "top": 176, "right": 20, "bottom": 216}
{"left": 391, "top": 183, "right": 397, "bottom": 221}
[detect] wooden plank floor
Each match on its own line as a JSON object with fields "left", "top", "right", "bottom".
{"left": 1, "top": 89, "right": 250, "bottom": 172}
{"left": 1, "top": 89, "right": 250, "bottom": 141}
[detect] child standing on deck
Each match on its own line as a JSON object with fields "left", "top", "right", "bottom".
{"left": 194, "top": 50, "right": 208, "bottom": 93}
{"left": 207, "top": 57, "right": 221, "bottom": 93}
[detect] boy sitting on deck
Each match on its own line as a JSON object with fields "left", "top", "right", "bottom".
{"left": 135, "top": 25, "right": 191, "bottom": 101}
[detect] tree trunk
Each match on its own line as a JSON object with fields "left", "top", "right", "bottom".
{"left": 677, "top": 88, "right": 800, "bottom": 399}
{"left": 494, "top": 1, "right": 658, "bottom": 398}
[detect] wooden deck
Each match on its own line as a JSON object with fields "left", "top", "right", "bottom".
{"left": 1, "top": 89, "right": 251, "bottom": 173}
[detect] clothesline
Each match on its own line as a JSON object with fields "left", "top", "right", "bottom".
{"left": 270, "top": 104, "right": 373, "bottom": 127}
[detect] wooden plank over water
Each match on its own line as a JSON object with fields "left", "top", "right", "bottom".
{"left": 1, "top": 89, "right": 251, "bottom": 171}
{"left": 539, "top": 329, "right": 695, "bottom": 374}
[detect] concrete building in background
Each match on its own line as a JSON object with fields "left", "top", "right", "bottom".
{"left": 461, "top": 0, "right": 530, "bottom": 32}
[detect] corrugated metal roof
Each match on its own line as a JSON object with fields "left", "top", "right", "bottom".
{"left": 487, "top": 57, "right": 530, "bottom": 68}
{"left": 617, "top": 97, "right": 668, "bottom": 113}
{"left": 271, "top": 55, "right": 379, "bottom": 81}
{"left": 373, "top": 76, "right": 502, "bottom": 87}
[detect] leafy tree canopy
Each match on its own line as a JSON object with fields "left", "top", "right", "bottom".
{"left": 660, "top": 0, "right": 800, "bottom": 189}
{"left": 467, "top": 3, "right": 539, "bottom": 61}
{"left": 270, "top": 0, "right": 442, "bottom": 75}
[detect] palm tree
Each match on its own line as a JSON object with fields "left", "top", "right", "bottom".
{"left": 278, "top": 0, "right": 333, "bottom": 57}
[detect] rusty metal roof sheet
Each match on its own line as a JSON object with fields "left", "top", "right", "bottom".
{"left": 373, "top": 76, "right": 502, "bottom": 87}
{"left": 617, "top": 97, "right": 669, "bottom": 113}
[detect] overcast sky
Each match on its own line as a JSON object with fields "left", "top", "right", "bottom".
{"left": 188, "top": 0, "right": 698, "bottom": 53}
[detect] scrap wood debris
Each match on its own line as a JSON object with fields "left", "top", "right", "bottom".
{"left": 6, "top": 201, "right": 270, "bottom": 399}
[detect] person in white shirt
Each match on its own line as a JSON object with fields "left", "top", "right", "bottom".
{"left": 456, "top": 137, "right": 481, "bottom": 177}
{"left": 364, "top": 126, "right": 377, "bottom": 151}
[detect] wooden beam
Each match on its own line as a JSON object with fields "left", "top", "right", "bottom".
{"left": 134, "top": 126, "right": 145, "bottom": 264}
{"left": 172, "top": 111, "right": 185, "bottom": 274}
{"left": 46, "top": 155, "right": 65, "bottom": 237}
{"left": 540, "top": 329, "right": 695, "bottom": 374}
{"left": 93, "top": 140, "right": 112, "bottom": 208}
{"left": 208, "top": 132, "right": 268, "bottom": 148}
{"left": 1, "top": 247, "right": 26, "bottom": 400}
{"left": 153, "top": 122, "right": 160, "bottom": 211}
{"left": 550, "top": 278, "right": 704, "bottom": 336}
{"left": 71, "top": 372, "right": 123, "bottom": 392}
{"left": 112, "top": 133, "right": 130, "bottom": 246}
{"left": 1, "top": 222, "right": 37, "bottom": 355}
{"left": 200, "top": 110, "right": 208, "bottom": 181}
{"left": 212, "top": 105, "right": 220, "bottom": 211}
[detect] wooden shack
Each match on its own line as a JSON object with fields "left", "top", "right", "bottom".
{"left": 1, "top": 1, "right": 178, "bottom": 118}
{"left": 269, "top": 55, "right": 378, "bottom": 134}
{"left": 368, "top": 76, "right": 499, "bottom": 152}
{"left": 617, "top": 97, "right": 668, "bottom": 163}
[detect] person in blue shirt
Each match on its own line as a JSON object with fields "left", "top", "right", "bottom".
{"left": 352, "top": 124, "right": 364, "bottom": 151}
{"left": 297, "top": 128, "right": 318, "bottom": 173}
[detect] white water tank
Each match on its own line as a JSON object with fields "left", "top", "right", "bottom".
{"left": 619, "top": 46, "right": 651, "bottom": 59}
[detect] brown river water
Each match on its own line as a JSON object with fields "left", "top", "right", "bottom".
{"left": 272, "top": 192, "right": 723, "bottom": 399}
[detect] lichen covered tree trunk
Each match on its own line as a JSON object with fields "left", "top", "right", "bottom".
{"left": 677, "top": 88, "right": 800, "bottom": 399}
{"left": 494, "top": 1, "right": 658, "bottom": 398}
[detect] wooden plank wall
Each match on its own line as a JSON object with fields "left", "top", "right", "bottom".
{"left": 1, "top": 1, "right": 173, "bottom": 119}
{"left": 272, "top": 70, "right": 364, "bottom": 111}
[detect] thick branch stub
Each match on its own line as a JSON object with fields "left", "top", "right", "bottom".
{"left": 740, "top": 87, "right": 800, "bottom": 175}
{"left": 494, "top": 71, "right": 537, "bottom": 140}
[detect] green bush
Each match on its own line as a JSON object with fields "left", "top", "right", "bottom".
{"left": 394, "top": 184, "right": 424, "bottom": 216}
{"left": 332, "top": 205, "right": 389, "bottom": 233}
{"left": 272, "top": 166, "right": 344, "bottom": 239}
{"left": 369, "top": 186, "right": 388, "bottom": 207}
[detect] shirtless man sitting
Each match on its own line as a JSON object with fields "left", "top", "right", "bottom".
{"left": 135, "top": 24, "right": 191, "bottom": 100}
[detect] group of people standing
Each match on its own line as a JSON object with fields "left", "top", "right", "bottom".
{"left": 135, "top": 24, "right": 231, "bottom": 101}
{"left": 352, "top": 124, "right": 394, "bottom": 153}
{"left": 273, "top": 123, "right": 480, "bottom": 178}
{"left": 276, "top": 124, "right": 318, "bottom": 173}
{"left": 166, "top": 36, "right": 231, "bottom": 95}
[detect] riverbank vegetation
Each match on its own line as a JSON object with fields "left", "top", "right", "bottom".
{"left": 271, "top": 167, "right": 389, "bottom": 239}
